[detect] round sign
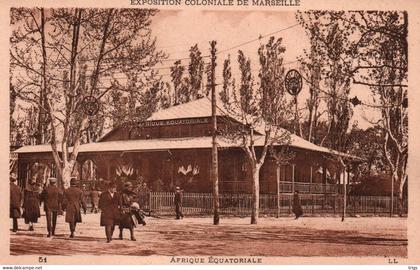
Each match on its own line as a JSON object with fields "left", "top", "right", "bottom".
{"left": 82, "top": 95, "right": 100, "bottom": 116}
{"left": 285, "top": 69, "right": 303, "bottom": 96}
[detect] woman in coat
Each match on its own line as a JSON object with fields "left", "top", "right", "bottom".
{"left": 22, "top": 180, "right": 41, "bottom": 231}
{"left": 63, "top": 178, "right": 87, "bottom": 238}
{"left": 119, "top": 182, "right": 138, "bottom": 241}
{"left": 10, "top": 173, "right": 22, "bottom": 232}
{"left": 99, "top": 181, "right": 120, "bottom": 243}
{"left": 292, "top": 190, "right": 303, "bottom": 219}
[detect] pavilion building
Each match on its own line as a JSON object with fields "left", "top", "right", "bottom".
{"left": 14, "top": 97, "right": 359, "bottom": 195}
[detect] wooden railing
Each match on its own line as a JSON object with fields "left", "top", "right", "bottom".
{"left": 148, "top": 192, "right": 408, "bottom": 216}
{"left": 219, "top": 181, "right": 338, "bottom": 194}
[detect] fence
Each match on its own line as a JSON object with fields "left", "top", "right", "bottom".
{"left": 148, "top": 192, "right": 408, "bottom": 216}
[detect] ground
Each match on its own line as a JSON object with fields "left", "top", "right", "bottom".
{"left": 10, "top": 213, "right": 407, "bottom": 257}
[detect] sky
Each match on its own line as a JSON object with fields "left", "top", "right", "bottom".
{"left": 150, "top": 9, "right": 381, "bottom": 130}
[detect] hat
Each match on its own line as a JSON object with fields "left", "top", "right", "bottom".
{"left": 10, "top": 173, "right": 17, "bottom": 182}
{"left": 107, "top": 181, "right": 116, "bottom": 189}
{"left": 49, "top": 177, "right": 57, "bottom": 184}
{"left": 131, "top": 202, "right": 140, "bottom": 209}
{"left": 175, "top": 186, "right": 180, "bottom": 190}
{"left": 70, "top": 177, "right": 78, "bottom": 186}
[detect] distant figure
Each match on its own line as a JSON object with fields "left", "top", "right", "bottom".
{"left": 292, "top": 191, "right": 303, "bottom": 219}
{"left": 174, "top": 187, "right": 184, "bottom": 220}
{"left": 90, "top": 187, "right": 100, "bottom": 213}
{"left": 82, "top": 184, "right": 90, "bottom": 209}
{"left": 63, "top": 178, "right": 87, "bottom": 238}
{"left": 40, "top": 177, "right": 63, "bottom": 237}
{"left": 138, "top": 182, "right": 150, "bottom": 209}
{"left": 153, "top": 178, "right": 165, "bottom": 192}
{"left": 99, "top": 181, "right": 120, "bottom": 243}
{"left": 10, "top": 173, "right": 22, "bottom": 232}
{"left": 119, "top": 182, "right": 139, "bottom": 241}
{"left": 22, "top": 179, "right": 41, "bottom": 231}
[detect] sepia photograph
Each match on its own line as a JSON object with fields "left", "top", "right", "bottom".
{"left": 2, "top": 0, "right": 419, "bottom": 266}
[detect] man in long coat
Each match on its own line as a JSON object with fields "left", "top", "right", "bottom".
{"left": 292, "top": 190, "right": 303, "bottom": 219}
{"left": 99, "top": 181, "right": 120, "bottom": 243}
{"left": 40, "top": 177, "right": 63, "bottom": 237}
{"left": 63, "top": 177, "right": 87, "bottom": 238}
{"left": 10, "top": 173, "right": 22, "bottom": 232}
{"left": 174, "top": 187, "right": 184, "bottom": 220}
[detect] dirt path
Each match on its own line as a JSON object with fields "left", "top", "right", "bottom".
{"left": 10, "top": 214, "right": 407, "bottom": 257}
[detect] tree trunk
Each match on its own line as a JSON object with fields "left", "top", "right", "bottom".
{"left": 250, "top": 165, "right": 260, "bottom": 224}
{"left": 61, "top": 164, "right": 73, "bottom": 188}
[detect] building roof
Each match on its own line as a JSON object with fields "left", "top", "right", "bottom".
{"left": 14, "top": 97, "right": 361, "bottom": 160}
{"left": 147, "top": 96, "right": 225, "bottom": 121}
{"left": 14, "top": 135, "right": 360, "bottom": 160}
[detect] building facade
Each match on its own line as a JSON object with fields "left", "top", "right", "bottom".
{"left": 14, "top": 97, "right": 359, "bottom": 195}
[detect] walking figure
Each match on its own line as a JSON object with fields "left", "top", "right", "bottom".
{"left": 99, "top": 181, "right": 120, "bottom": 243}
{"left": 22, "top": 179, "right": 41, "bottom": 231}
{"left": 292, "top": 190, "right": 303, "bottom": 219}
{"left": 90, "top": 187, "right": 100, "bottom": 213}
{"left": 119, "top": 182, "right": 140, "bottom": 241}
{"left": 63, "top": 177, "right": 87, "bottom": 238}
{"left": 40, "top": 177, "right": 63, "bottom": 237}
{"left": 10, "top": 173, "right": 22, "bottom": 232}
{"left": 174, "top": 187, "right": 184, "bottom": 220}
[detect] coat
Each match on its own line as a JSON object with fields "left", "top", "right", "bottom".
{"left": 90, "top": 190, "right": 100, "bottom": 206}
{"left": 119, "top": 190, "right": 137, "bottom": 229}
{"left": 10, "top": 183, "right": 22, "bottom": 218}
{"left": 174, "top": 191, "right": 183, "bottom": 206}
{"left": 98, "top": 191, "right": 120, "bottom": 226}
{"left": 63, "top": 186, "right": 87, "bottom": 224}
{"left": 292, "top": 193, "right": 303, "bottom": 216}
{"left": 41, "top": 185, "right": 63, "bottom": 212}
{"left": 22, "top": 188, "right": 41, "bottom": 223}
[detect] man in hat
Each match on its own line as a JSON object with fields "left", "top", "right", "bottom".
{"left": 40, "top": 177, "right": 63, "bottom": 237}
{"left": 99, "top": 181, "right": 120, "bottom": 243}
{"left": 292, "top": 190, "right": 303, "bottom": 220}
{"left": 174, "top": 187, "right": 184, "bottom": 220}
{"left": 63, "top": 177, "right": 87, "bottom": 238}
{"left": 10, "top": 173, "right": 22, "bottom": 232}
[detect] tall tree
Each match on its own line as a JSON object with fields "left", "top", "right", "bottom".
{"left": 11, "top": 8, "right": 165, "bottom": 187}
{"left": 170, "top": 60, "right": 184, "bottom": 105}
{"left": 220, "top": 37, "right": 292, "bottom": 224}
{"left": 296, "top": 11, "right": 408, "bottom": 215}
{"left": 188, "top": 44, "right": 204, "bottom": 101}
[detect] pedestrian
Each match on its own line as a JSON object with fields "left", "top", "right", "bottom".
{"left": 138, "top": 182, "right": 150, "bottom": 209}
{"left": 10, "top": 173, "right": 22, "bottom": 232}
{"left": 40, "top": 177, "right": 63, "bottom": 237}
{"left": 63, "top": 177, "right": 87, "bottom": 238}
{"left": 90, "top": 187, "right": 100, "bottom": 213}
{"left": 174, "top": 186, "right": 184, "bottom": 220}
{"left": 292, "top": 190, "right": 303, "bottom": 219}
{"left": 119, "top": 182, "right": 138, "bottom": 241}
{"left": 22, "top": 179, "right": 41, "bottom": 231}
{"left": 99, "top": 181, "right": 120, "bottom": 243}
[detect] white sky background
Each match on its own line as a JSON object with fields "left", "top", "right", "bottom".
{"left": 151, "top": 9, "right": 382, "bottom": 130}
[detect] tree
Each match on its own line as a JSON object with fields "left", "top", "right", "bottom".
{"left": 220, "top": 55, "right": 235, "bottom": 104}
{"left": 170, "top": 60, "right": 185, "bottom": 105}
{"left": 11, "top": 8, "right": 165, "bottom": 187}
{"left": 296, "top": 11, "right": 408, "bottom": 215}
{"left": 298, "top": 28, "right": 322, "bottom": 143}
{"left": 220, "top": 37, "right": 292, "bottom": 224}
{"left": 187, "top": 44, "right": 205, "bottom": 101}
